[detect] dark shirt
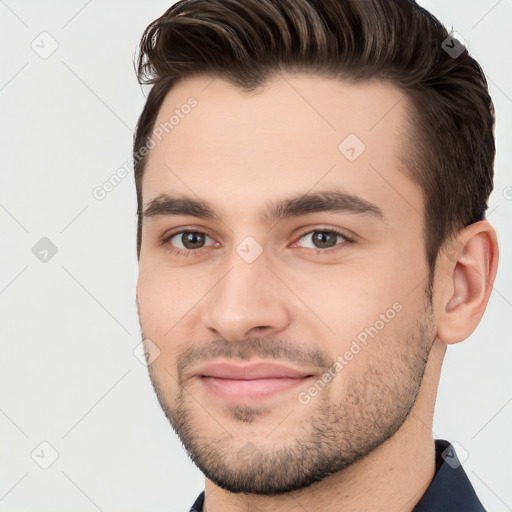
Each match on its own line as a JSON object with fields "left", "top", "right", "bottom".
{"left": 189, "top": 439, "right": 486, "bottom": 511}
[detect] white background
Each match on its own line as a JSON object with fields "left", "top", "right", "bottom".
{"left": 0, "top": 1, "right": 510, "bottom": 511}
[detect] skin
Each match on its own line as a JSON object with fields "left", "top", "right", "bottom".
{"left": 136, "top": 73, "right": 498, "bottom": 512}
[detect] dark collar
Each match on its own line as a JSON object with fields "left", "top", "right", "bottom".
{"left": 189, "top": 439, "right": 486, "bottom": 511}
{"left": 412, "top": 439, "right": 486, "bottom": 511}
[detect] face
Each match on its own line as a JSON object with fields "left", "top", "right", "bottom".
{"left": 136, "top": 73, "right": 437, "bottom": 494}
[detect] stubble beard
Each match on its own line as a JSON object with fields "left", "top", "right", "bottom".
{"left": 146, "top": 310, "right": 435, "bottom": 495}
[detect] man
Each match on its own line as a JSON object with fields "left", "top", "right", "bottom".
{"left": 133, "top": 0, "right": 499, "bottom": 510}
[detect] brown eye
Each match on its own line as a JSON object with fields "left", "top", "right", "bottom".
{"left": 298, "top": 230, "right": 347, "bottom": 250}
{"left": 168, "top": 231, "right": 214, "bottom": 250}
{"left": 311, "top": 231, "right": 338, "bottom": 248}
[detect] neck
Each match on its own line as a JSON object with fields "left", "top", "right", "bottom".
{"left": 203, "top": 339, "right": 446, "bottom": 512}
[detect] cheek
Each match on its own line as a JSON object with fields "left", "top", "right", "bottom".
{"left": 137, "top": 264, "right": 215, "bottom": 371}
{"left": 283, "top": 248, "right": 424, "bottom": 346}
{"left": 137, "top": 272, "right": 188, "bottom": 386}
{"left": 282, "top": 263, "right": 399, "bottom": 338}
{"left": 138, "top": 254, "right": 206, "bottom": 309}
{"left": 137, "top": 265, "right": 194, "bottom": 339}
{"left": 136, "top": 274, "right": 168, "bottom": 335}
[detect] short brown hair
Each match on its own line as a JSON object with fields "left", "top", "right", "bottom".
{"left": 133, "top": 0, "right": 495, "bottom": 287}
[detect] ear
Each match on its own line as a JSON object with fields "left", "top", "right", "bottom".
{"left": 436, "top": 220, "right": 499, "bottom": 345}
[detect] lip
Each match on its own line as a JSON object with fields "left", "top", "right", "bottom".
{"left": 195, "top": 361, "right": 316, "bottom": 403}
{"left": 196, "top": 361, "right": 315, "bottom": 380}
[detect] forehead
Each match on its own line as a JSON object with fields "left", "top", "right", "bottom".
{"left": 142, "top": 73, "right": 422, "bottom": 223}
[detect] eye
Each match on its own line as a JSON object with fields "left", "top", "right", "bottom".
{"left": 165, "top": 231, "right": 216, "bottom": 251}
{"left": 295, "top": 229, "right": 350, "bottom": 251}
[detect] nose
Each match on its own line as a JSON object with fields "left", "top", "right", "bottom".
{"left": 202, "top": 255, "right": 291, "bottom": 342}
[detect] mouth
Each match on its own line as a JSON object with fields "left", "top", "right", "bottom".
{"left": 201, "top": 375, "right": 314, "bottom": 402}
{"left": 195, "top": 361, "right": 316, "bottom": 403}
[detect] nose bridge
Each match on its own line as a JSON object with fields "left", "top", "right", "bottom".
{"left": 224, "top": 257, "right": 266, "bottom": 302}
{"left": 203, "top": 248, "right": 290, "bottom": 340}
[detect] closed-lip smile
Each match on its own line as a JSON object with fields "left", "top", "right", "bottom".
{"left": 194, "top": 361, "right": 316, "bottom": 403}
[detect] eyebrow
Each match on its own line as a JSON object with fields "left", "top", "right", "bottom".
{"left": 142, "top": 190, "right": 385, "bottom": 224}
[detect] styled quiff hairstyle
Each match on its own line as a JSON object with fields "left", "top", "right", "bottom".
{"left": 133, "top": 0, "right": 495, "bottom": 285}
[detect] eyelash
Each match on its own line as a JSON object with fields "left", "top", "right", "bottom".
{"left": 161, "top": 227, "right": 354, "bottom": 257}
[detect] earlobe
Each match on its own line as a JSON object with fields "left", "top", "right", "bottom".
{"left": 437, "top": 221, "right": 499, "bottom": 345}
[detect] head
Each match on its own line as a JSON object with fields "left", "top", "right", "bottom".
{"left": 134, "top": 0, "right": 498, "bottom": 496}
